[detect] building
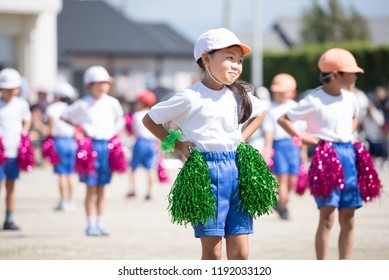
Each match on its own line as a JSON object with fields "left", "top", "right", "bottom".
{"left": 58, "top": 0, "right": 195, "bottom": 100}
{"left": 0, "top": 0, "right": 62, "bottom": 95}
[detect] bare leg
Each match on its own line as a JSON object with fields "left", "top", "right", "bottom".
{"left": 65, "top": 174, "right": 75, "bottom": 200}
{"left": 58, "top": 175, "right": 67, "bottom": 200}
{"left": 226, "top": 234, "right": 249, "bottom": 260}
{"left": 85, "top": 186, "right": 96, "bottom": 217}
{"left": 96, "top": 185, "right": 105, "bottom": 216}
{"left": 315, "top": 206, "right": 335, "bottom": 259}
{"left": 277, "top": 174, "right": 289, "bottom": 211}
{"left": 338, "top": 207, "right": 356, "bottom": 259}
{"left": 200, "top": 236, "right": 223, "bottom": 260}
{"left": 127, "top": 169, "right": 136, "bottom": 197}
{"left": 5, "top": 179, "right": 16, "bottom": 212}
{"left": 145, "top": 169, "right": 154, "bottom": 199}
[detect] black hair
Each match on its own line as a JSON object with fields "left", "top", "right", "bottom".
{"left": 320, "top": 72, "right": 344, "bottom": 83}
{"left": 196, "top": 50, "right": 253, "bottom": 124}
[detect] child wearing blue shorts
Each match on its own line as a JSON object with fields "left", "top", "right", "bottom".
{"left": 46, "top": 82, "right": 78, "bottom": 211}
{"left": 126, "top": 90, "right": 158, "bottom": 200}
{"left": 0, "top": 68, "right": 32, "bottom": 231}
{"left": 263, "top": 73, "right": 305, "bottom": 220}
{"left": 143, "top": 28, "right": 268, "bottom": 259}
{"left": 61, "top": 66, "right": 124, "bottom": 236}
{"left": 278, "top": 48, "right": 369, "bottom": 259}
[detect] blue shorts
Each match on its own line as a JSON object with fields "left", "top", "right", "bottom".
{"left": 272, "top": 138, "right": 300, "bottom": 176}
{"left": 53, "top": 137, "right": 77, "bottom": 175}
{"left": 193, "top": 151, "right": 253, "bottom": 238}
{"left": 314, "top": 142, "right": 363, "bottom": 209}
{"left": 0, "top": 158, "right": 19, "bottom": 181}
{"left": 130, "top": 137, "right": 157, "bottom": 170}
{"left": 80, "top": 139, "right": 112, "bottom": 187}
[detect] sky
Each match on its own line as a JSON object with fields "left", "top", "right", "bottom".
{"left": 105, "top": 0, "right": 389, "bottom": 43}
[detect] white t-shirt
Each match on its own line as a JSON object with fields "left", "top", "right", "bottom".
{"left": 263, "top": 99, "right": 306, "bottom": 140}
{"left": 46, "top": 102, "right": 75, "bottom": 137}
{"left": 61, "top": 94, "right": 124, "bottom": 140}
{"left": 286, "top": 87, "right": 359, "bottom": 143}
{"left": 133, "top": 109, "right": 156, "bottom": 140}
{"left": 148, "top": 81, "right": 265, "bottom": 152}
{"left": 0, "top": 97, "right": 31, "bottom": 158}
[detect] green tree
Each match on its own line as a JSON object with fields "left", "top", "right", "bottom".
{"left": 301, "top": 0, "right": 370, "bottom": 43}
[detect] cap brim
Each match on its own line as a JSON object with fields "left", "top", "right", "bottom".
{"left": 343, "top": 66, "right": 364, "bottom": 73}
{"left": 239, "top": 44, "right": 251, "bottom": 55}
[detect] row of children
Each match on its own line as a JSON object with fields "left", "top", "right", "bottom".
{"left": 0, "top": 66, "right": 158, "bottom": 237}
{"left": 1, "top": 27, "right": 383, "bottom": 260}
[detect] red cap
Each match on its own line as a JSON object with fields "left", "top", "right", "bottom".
{"left": 137, "top": 90, "right": 157, "bottom": 106}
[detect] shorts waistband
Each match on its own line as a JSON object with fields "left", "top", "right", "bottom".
{"left": 201, "top": 150, "right": 236, "bottom": 161}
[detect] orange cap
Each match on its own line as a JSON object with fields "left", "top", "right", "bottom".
{"left": 318, "top": 48, "right": 364, "bottom": 73}
{"left": 270, "top": 73, "right": 297, "bottom": 93}
{"left": 137, "top": 90, "right": 157, "bottom": 106}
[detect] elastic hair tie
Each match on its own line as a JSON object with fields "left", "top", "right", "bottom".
{"left": 160, "top": 129, "right": 183, "bottom": 152}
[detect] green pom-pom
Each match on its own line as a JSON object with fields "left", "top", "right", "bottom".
{"left": 160, "top": 129, "right": 183, "bottom": 152}
{"left": 167, "top": 149, "right": 215, "bottom": 226}
{"left": 237, "top": 142, "right": 279, "bottom": 218}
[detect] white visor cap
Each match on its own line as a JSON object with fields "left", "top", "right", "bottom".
{"left": 83, "top": 66, "right": 111, "bottom": 85}
{"left": 0, "top": 68, "right": 22, "bottom": 89}
{"left": 193, "top": 28, "right": 251, "bottom": 61}
{"left": 53, "top": 82, "right": 76, "bottom": 99}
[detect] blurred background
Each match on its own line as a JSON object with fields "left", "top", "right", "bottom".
{"left": 1, "top": 0, "right": 389, "bottom": 103}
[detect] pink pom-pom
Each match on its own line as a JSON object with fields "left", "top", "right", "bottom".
{"left": 0, "top": 136, "right": 7, "bottom": 165}
{"left": 294, "top": 164, "right": 308, "bottom": 195}
{"left": 108, "top": 135, "right": 128, "bottom": 173}
{"left": 41, "top": 137, "right": 60, "bottom": 165}
{"left": 354, "top": 141, "right": 383, "bottom": 202}
{"left": 17, "top": 132, "right": 35, "bottom": 172}
{"left": 125, "top": 113, "right": 134, "bottom": 135}
{"left": 75, "top": 136, "right": 96, "bottom": 176}
{"left": 157, "top": 157, "right": 169, "bottom": 184}
{"left": 308, "top": 141, "right": 345, "bottom": 197}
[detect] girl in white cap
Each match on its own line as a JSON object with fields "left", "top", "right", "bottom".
{"left": 143, "top": 28, "right": 277, "bottom": 259}
{"left": 0, "top": 68, "right": 32, "bottom": 231}
{"left": 61, "top": 66, "right": 124, "bottom": 236}
{"left": 45, "top": 82, "right": 78, "bottom": 212}
{"left": 278, "top": 48, "right": 382, "bottom": 259}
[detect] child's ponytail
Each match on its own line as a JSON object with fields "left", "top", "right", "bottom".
{"left": 227, "top": 81, "right": 253, "bottom": 124}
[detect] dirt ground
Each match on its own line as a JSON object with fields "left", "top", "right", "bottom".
{"left": 0, "top": 162, "right": 388, "bottom": 260}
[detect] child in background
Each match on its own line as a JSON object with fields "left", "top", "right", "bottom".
{"left": 61, "top": 66, "right": 124, "bottom": 236}
{"left": 0, "top": 68, "right": 32, "bottom": 230}
{"left": 143, "top": 28, "right": 268, "bottom": 259}
{"left": 262, "top": 73, "right": 306, "bottom": 220}
{"left": 278, "top": 48, "right": 377, "bottom": 259}
{"left": 45, "top": 82, "right": 78, "bottom": 211}
{"left": 126, "top": 90, "right": 158, "bottom": 200}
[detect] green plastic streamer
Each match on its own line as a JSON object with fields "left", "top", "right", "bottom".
{"left": 160, "top": 129, "right": 183, "bottom": 153}
{"left": 167, "top": 149, "right": 215, "bottom": 226}
{"left": 236, "top": 142, "right": 279, "bottom": 218}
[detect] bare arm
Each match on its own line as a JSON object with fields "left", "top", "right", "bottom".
{"left": 142, "top": 114, "right": 195, "bottom": 159}
{"left": 241, "top": 113, "right": 265, "bottom": 142}
{"left": 22, "top": 120, "right": 32, "bottom": 133}
{"left": 278, "top": 114, "right": 319, "bottom": 146}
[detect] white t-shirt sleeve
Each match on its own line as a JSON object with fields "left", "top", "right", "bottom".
{"left": 286, "top": 95, "right": 316, "bottom": 122}
{"left": 148, "top": 91, "right": 192, "bottom": 125}
{"left": 21, "top": 99, "right": 31, "bottom": 121}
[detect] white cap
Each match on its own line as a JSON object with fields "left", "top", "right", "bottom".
{"left": 83, "top": 66, "right": 111, "bottom": 85}
{"left": 0, "top": 68, "right": 22, "bottom": 89}
{"left": 193, "top": 28, "right": 251, "bottom": 61}
{"left": 53, "top": 82, "right": 76, "bottom": 99}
